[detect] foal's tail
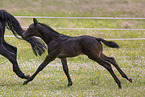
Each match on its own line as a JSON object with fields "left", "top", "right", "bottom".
{"left": 96, "top": 38, "right": 119, "bottom": 48}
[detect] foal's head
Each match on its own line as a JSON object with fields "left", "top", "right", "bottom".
{"left": 22, "top": 18, "right": 39, "bottom": 39}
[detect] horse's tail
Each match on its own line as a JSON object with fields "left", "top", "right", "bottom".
{"left": 0, "top": 10, "right": 21, "bottom": 38}
{"left": 0, "top": 10, "right": 46, "bottom": 56}
{"left": 96, "top": 38, "right": 119, "bottom": 48}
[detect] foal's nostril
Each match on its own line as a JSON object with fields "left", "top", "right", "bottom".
{"left": 21, "top": 34, "right": 24, "bottom": 38}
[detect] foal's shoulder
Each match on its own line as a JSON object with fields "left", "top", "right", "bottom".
{"left": 50, "top": 35, "right": 69, "bottom": 44}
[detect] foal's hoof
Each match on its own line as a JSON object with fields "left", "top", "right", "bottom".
{"left": 23, "top": 81, "right": 28, "bottom": 85}
{"left": 118, "top": 85, "right": 122, "bottom": 89}
{"left": 118, "top": 84, "right": 122, "bottom": 89}
{"left": 128, "top": 77, "right": 132, "bottom": 83}
{"left": 118, "top": 87, "right": 122, "bottom": 89}
{"left": 67, "top": 82, "right": 72, "bottom": 87}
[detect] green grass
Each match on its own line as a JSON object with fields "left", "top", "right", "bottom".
{"left": 0, "top": 0, "right": 145, "bottom": 96}
{"left": 1, "top": 0, "right": 145, "bottom": 17}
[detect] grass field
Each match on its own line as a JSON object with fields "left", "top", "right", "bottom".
{"left": 0, "top": 0, "right": 145, "bottom": 96}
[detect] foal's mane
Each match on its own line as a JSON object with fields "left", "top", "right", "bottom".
{"left": 38, "top": 23, "right": 60, "bottom": 34}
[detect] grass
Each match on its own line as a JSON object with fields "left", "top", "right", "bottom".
{"left": 0, "top": 28, "right": 144, "bottom": 97}
{"left": 0, "top": 0, "right": 145, "bottom": 96}
{"left": 0, "top": 48, "right": 145, "bottom": 96}
{"left": 1, "top": 0, "right": 145, "bottom": 17}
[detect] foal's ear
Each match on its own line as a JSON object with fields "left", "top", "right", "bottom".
{"left": 33, "top": 18, "right": 38, "bottom": 26}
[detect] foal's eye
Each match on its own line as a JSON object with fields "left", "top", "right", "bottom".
{"left": 29, "top": 26, "right": 34, "bottom": 30}
{"left": 28, "top": 28, "right": 33, "bottom": 32}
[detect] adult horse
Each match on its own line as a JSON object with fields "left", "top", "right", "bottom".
{"left": 0, "top": 10, "right": 46, "bottom": 79}
{"left": 22, "top": 18, "right": 132, "bottom": 89}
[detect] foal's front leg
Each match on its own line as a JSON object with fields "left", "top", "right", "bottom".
{"left": 23, "top": 54, "right": 56, "bottom": 85}
{"left": 61, "top": 58, "right": 72, "bottom": 86}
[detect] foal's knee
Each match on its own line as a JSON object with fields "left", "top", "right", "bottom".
{"left": 104, "top": 64, "right": 112, "bottom": 70}
{"left": 109, "top": 57, "right": 115, "bottom": 60}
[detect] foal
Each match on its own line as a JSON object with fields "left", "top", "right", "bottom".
{"left": 22, "top": 18, "right": 132, "bottom": 89}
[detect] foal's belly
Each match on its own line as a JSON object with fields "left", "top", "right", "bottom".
{"left": 58, "top": 52, "right": 82, "bottom": 58}
{"left": 57, "top": 43, "right": 82, "bottom": 58}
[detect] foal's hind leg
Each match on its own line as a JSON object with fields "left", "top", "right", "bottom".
{"left": 87, "top": 54, "right": 122, "bottom": 89}
{"left": 61, "top": 58, "right": 72, "bottom": 86}
{"left": 0, "top": 43, "right": 29, "bottom": 79}
{"left": 102, "top": 55, "right": 132, "bottom": 82}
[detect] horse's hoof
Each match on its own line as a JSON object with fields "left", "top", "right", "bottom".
{"left": 128, "top": 77, "right": 132, "bottom": 83}
{"left": 25, "top": 75, "right": 30, "bottom": 79}
{"left": 67, "top": 82, "right": 72, "bottom": 87}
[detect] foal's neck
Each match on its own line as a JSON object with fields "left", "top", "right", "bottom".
{"left": 37, "top": 25, "right": 61, "bottom": 44}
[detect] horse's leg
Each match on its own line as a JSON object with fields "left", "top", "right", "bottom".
{"left": 23, "top": 53, "right": 56, "bottom": 85}
{"left": 102, "top": 54, "right": 132, "bottom": 82}
{"left": 0, "top": 22, "right": 28, "bottom": 79}
{"left": 3, "top": 40, "right": 17, "bottom": 54}
{"left": 61, "top": 58, "right": 72, "bottom": 86}
{"left": 87, "top": 54, "right": 122, "bottom": 89}
{"left": 0, "top": 43, "right": 29, "bottom": 79}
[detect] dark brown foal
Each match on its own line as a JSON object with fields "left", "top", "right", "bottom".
{"left": 22, "top": 18, "right": 132, "bottom": 89}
